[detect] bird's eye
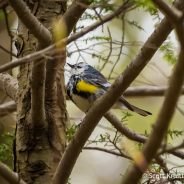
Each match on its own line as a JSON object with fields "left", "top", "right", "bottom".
{"left": 77, "top": 65, "right": 82, "bottom": 68}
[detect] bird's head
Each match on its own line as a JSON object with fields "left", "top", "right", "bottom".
{"left": 67, "top": 62, "right": 91, "bottom": 76}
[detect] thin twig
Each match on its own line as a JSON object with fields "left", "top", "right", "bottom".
{"left": 155, "top": 157, "right": 175, "bottom": 184}
{"left": 108, "top": 17, "right": 125, "bottom": 79}
{"left": 104, "top": 110, "right": 184, "bottom": 160}
{"left": 124, "top": 86, "right": 184, "bottom": 96}
{"left": 104, "top": 111, "right": 146, "bottom": 143}
{"left": 158, "top": 141, "right": 184, "bottom": 155}
{"left": 83, "top": 146, "right": 131, "bottom": 159}
{"left": 100, "top": 27, "right": 113, "bottom": 71}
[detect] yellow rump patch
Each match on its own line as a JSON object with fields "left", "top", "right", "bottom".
{"left": 76, "top": 80, "right": 98, "bottom": 93}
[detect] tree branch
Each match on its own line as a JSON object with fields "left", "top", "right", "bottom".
{"left": 0, "top": 1, "right": 133, "bottom": 74}
{"left": 104, "top": 111, "right": 146, "bottom": 143}
{"left": 0, "top": 161, "right": 27, "bottom": 184}
{"left": 8, "top": 0, "right": 52, "bottom": 44}
{"left": 62, "top": 0, "right": 91, "bottom": 34}
{"left": 124, "top": 86, "right": 184, "bottom": 96}
{"left": 121, "top": 1, "right": 184, "bottom": 183}
{"left": 0, "top": 101, "right": 16, "bottom": 116}
{"left": 0, "top": 73, "right": 18, "bottom": 101}
{"left": 158, "top": 141, "right": 184, "bottom": 155}
{"left": 152, "top": 0, "right": 182, "bottom": 23}
{"left": 104, "top": 111, "right": 184, "bottom": 160}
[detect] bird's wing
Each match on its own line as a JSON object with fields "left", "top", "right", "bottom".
{"left": 81, "top": 68, "right": 152, "bottom": 116}
{"left": 83, "top": 73, "right": 111, "bottom": 89}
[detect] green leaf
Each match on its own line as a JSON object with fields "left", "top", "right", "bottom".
{"left": 160, "top": 41, "right": 177, "bottom": 64}
{"left": 0, "top": 132, "right": 14, "bottom": 168}
{"left": 132, "top": 0, "right": 158, "bottom": 15}
{"left": 66, "top": 124, "right": 79, "bottom": 141}
{"left": 167, "top": 129, "right": 183, "bottom": 140}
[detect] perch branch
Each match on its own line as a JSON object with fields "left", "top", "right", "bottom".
{"left": 0, "top": 161, "right": 26, "bottom": 184}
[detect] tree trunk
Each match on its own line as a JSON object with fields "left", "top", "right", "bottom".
{"left": 14, "top": 1, "right": 67, "bottom": 183}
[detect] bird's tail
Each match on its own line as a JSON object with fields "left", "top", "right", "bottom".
{"left": 118, "top": 97, "right": 152, "bottom": 116}
{"left": 128, "top": 103, "right": 152, "bottom": 116}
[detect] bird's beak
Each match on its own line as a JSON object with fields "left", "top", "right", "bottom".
{"left": 67, "top": 63, "right": 74, "bottom": 68}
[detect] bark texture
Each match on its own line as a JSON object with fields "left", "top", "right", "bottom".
{"left": 14, "top": 1, "right": 67, "bottom": 183}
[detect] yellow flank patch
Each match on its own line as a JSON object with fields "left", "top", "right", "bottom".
{"left": 76, "top": 80, "right": 98, "bottom": 93}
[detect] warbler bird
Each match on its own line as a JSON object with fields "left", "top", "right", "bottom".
{"left": 66, "top": 62, "right": 151, "bottom": 116}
